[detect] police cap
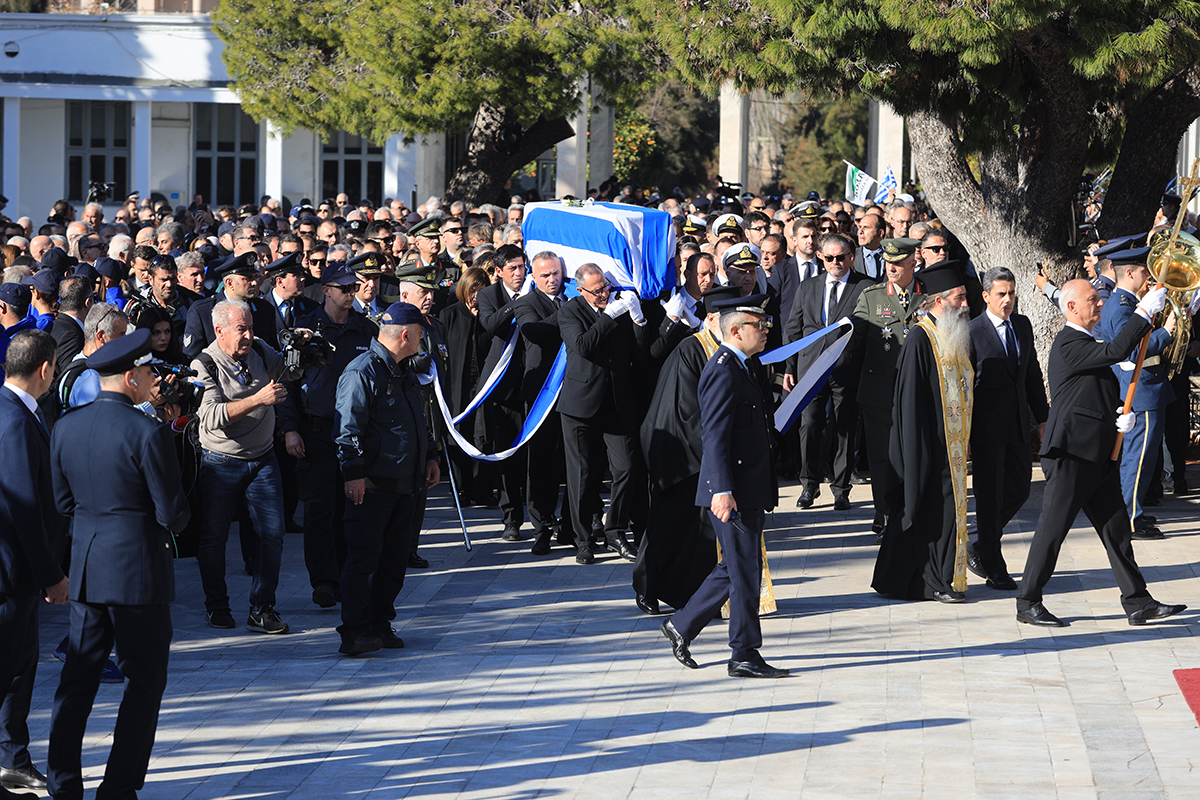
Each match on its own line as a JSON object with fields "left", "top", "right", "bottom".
{"left": 1106, "top": 246, "right": 1151, "bottom": 270}
{"left": 345, "top": 218, "right": 368, "bottom": 237}
{"left": 381, "top": 301, "right": 425, "bottom": 325}
{"left": 264, "top": 250, "right": 306, "bottom": 278}
{"left": 712, "top": 292, "right": 770, "bottom": 317}
{"left": 217, "top": 251, "right": 260, "bottom": 279}
{"left": 347, "top": 252, "right": 384, "bottom": 277}
{"left": 86, "top": 328, "right": 154, "bottom": 376}
{"left": 1094, "top": 232, "right": 1148, "bottom": 258}
{"left": 699, "top": 284, "right": 742, "bottom": 314}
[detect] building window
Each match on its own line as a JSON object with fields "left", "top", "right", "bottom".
{"left": 194, "top": 103, "right": 258, "bottom": 207}
{"left": 321, "top": 132, "right": 384, "bottom": 205}
{"left": 66, "top": 101, "right": 131, "bottom": 204}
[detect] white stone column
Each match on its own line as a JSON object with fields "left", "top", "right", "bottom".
{"left": 588, "top": 96, "right": 614, "bottom": 186}
{"left": 868, "top": 99, "right": 905, "bottom": 194}
{"left": 718, "top": 83, "right": 750, "bottom": 190}
{"left": 131, "top": 100, "right": 152, "bottom": 198}
{"left": 264, "top": 120, "right": 284, "bottom": 203}
{"left": 415, "top": 133, "right": 445, "bottom": 205}
{"left": 2, "top": 98, "right": 20, "bottom": 217}
{"left": 556, "top": 78, "right": 589, "bottom": 199}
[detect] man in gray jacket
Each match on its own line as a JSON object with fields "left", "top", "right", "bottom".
{"left": 192, "top": 300, "right": 309, "bottom": 635}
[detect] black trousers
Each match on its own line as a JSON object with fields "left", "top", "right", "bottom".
{"left": 561, "top": 409, "right": 639, "bottom": 548}
{"left": 485, "top": 402, "right": 527, "bottom": 528}
{"left": 339, "top": 487, "right": 419, "bottom": 635}
{"left": 633, "top": 476, "right": 715, "bottom": 610}
{"left": 670, "top": 508, "right": 765, "bottom": 662}
{"left": 1017, "top": 454, "right": 1153, "bottom": 614}
{"left": 1163, "top": 371, "right": 1191, "bottom": 485}
{"left": 297, "top": 419, "right": 347, "bottom": 589}
{"left": 525, "top": 408, "right": 572, "bottom": 538}
{"left": 970, "top": 439, "right": 1032, "bottom": 573}
{"left": 861, "top": 404, "right": 895, "bottom": 517}
{"left": 48, "top": 601, "right": 172, "bottom": 800}
{"left": 0, "top": 594, "right": 38, "bottom": 771}
{"left": 799, "top": 380, "right": 858, "bottom": 497}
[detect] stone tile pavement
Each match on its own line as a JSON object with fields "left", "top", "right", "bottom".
{"left": 23, "top": 464, "right": 1200, "bottom": 798}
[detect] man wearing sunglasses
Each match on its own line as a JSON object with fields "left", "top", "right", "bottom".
{"left": 783, "top": 233, "right": 871, "bottom": 512}
{"left": 402, "top": 217, "right": 461, "bottom": 316}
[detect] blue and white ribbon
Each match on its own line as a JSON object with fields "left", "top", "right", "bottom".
{"left": 772, "top": 320, "right": 854, "bottom": 434}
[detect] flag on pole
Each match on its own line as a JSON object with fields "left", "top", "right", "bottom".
{"left": 844, "top": 161, "right": 877, "bottom": 206}
{"left": 874, "top": 165, "right": 898, "bottom": 203}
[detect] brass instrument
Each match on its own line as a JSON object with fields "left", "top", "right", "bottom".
{"left": 1146, "top": 227, "right": 1200, "bottom": 379}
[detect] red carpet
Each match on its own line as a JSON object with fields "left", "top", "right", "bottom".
{"left": 1173, "top": 669, "right": 1200, "bottom": 723}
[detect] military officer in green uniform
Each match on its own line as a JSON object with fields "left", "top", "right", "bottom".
{"left": 402, "top": 217, "right": 462, "bottom": 315}
{"left": 853, "top": 237, "right": 922, "bottom": 537}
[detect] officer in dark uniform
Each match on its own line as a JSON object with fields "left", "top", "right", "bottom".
{"left": 262, "top": 251, "right": 319, "bottom": 338}
{"left": 182, "top": 252, "right": 280, "bottom": 360}
{"left": 333, "top": 302, "right": 440, "bottom": 656}
{"left": 661, "top": 294, "right": 788, "bottom": 679}
{"left": 1095, "top": 247, "right": 1176, "bottom": 540}
{"left": 852, "top": 238, "right": 923, "bottom": 536}
{"left": 47, "top": 329, "right": 190, "bottom": 800}
{"left": 348, "top": 252, "right": 388, "bottom": 324}
{"left": 279, "top": 261, "right": 379, "bottom": 607}
{"left": 401, "top": 218, "right": 461, "bottom": 315}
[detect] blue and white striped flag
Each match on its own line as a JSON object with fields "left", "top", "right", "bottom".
{"left": 875, "top": 165, "right": 898, "bottom": 203}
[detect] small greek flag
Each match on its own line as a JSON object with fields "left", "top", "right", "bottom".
{"left": 844, "top": 162, "right": 877, "bottom": 206}
{"left": 875, "top": 166, "right": 898, "bottom": 203}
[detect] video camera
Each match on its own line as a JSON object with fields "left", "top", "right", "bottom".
{"left": 87, "top": 180, "right": 117, "bottom": 204}
{"left": 151, "top": 363, "right": 204, "bottom": 414}
{"left": 279, "top": 327, "right": 336, "bottom": 371}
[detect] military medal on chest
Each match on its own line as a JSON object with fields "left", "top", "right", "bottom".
{"left": 882, "top": 326, "right": 894, "bottom": 351}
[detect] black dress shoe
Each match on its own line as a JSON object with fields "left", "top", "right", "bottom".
{"left": 312, "top": 584, "right": 337, "bottom": 609}
{"left": 1173, "top": 481, "right": 1190, "bottom": 496}
{"left": 635, "top": 593, "right": 661, "bottom": 615}
{"left": 1144, "top": 494, "right": 1162, "bottom": 506}
{"left": 1132, "top": 526, "right": 1165, "bottom": 540}
{"left": 1128, "top": 600, "right": 1187, "bottom": 626}
{"left": 796, "top": 488, "right": 817, "bottom": 509}
{"left": 728, "top": 659, "right": 789, "bottom": 678}
{"left": 376, "top": 626, "right": 405, "bottom": 649}
{"left": 575, "top": 547, "right": 595, "bottom": 565}
{"left": 338, "top": 633, "right": 383, "bottom": 656}
{"left": 608, "top": 537, "right": 637, "bottom": 561}
{"left": 285, "top": 518, "right": 304, "bottom": 533}
{"left": 932, "top": 590, "right": 965, "bottom": 604}
{"left": 0, "top": 765, "right": 46, "bottom": 791}
{"left": 0, "top": 786, "right": 35, "bottom": 800}
{"left": 833, "top": 495, "right": 851, "bottom": 511}
{"left": 985, "top": 572, "right": 1018, "bottom": 591}
{"left": 530, "top": 532, "right": 552, "bottom": 556}
{"left": 1016, "top": 602, "right": 1066, "bottom": 627}
{"left": 966, "top": 554, "right": 988, "bottom": 581}
{"left": 1142, "top": 514, "right": 1157, "bottom": 525}
{"left": 408, "top": 552, "right": 430, "bottom": 569}
{"left": 661, "top": 619, "right": 697, "bottom": 669}
{"left": 851, "top": 473, "right": 870, "bottom": 485}
{"left": 501, "top": 525, "right": 522, "bottom": 542}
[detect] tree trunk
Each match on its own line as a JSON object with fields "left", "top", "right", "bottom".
{"left": 443, "top": 102, "right": 574, "bottom": 207}
{"left": 1100, "top": 67, "right": 1200, "bottom": 238}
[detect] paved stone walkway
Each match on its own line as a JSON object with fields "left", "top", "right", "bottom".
{"left": 24, "top": 465, "right": 1200, "bottom": 799}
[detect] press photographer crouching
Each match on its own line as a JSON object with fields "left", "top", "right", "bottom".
{"left": 191, "top": 299, "right": 312, "bottom": 635}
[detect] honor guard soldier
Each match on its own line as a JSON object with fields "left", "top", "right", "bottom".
{"left": 403, "top": 217, "right": 461, "bottom": 315}
{"left": 661, "top": 293, "right": 788, "bottom": 679}
{"left": 852, "top": 237, "right": 922, "bottom": 536}
{"left": 1095, "top": 247, "right": 1178, "bottom": 540}
{"left": 47, "top": 329, "right": 190, "bottom": 800}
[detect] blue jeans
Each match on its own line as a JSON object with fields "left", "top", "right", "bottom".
{"left": 198, "top": 450, "right": 285, "bottom": 612}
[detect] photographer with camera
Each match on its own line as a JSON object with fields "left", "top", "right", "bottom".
{"left": 192, "top": 299, "right": 311, "bottom": 635}
{"left": 124, "top": 254, "right": 193, "bottom": 345}
{"left": 279, "top": 261, "right": 378, "bottom": 610}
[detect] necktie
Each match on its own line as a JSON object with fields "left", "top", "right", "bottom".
{"left": 1004, "top": 320, "right": 1018, "bottom": 367}
{"left": 282, "top": 300, "right": 293, "bottom": 328}
{"left": 826, "top": 282, "right": 839, "bottom": 324}
{"left": 35, "top": 408, "right": 49, "bottom": 436}
{"left": 873, "top": 253, "right": 881, "bottom": 278}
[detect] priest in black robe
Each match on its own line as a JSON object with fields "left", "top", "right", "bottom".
{"left": 634, "top": 286, "right": 742, "bottom": 615}
{"left": 873, "top": 261, "right": 975, "bottom": 603}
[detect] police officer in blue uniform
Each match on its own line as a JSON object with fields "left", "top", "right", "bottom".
{"left": 661, "top": 294, "right": 789, "bottom": 679}
{"left": 181, "top": 251, "right": 280, "bottom": 361}
{"left": 1094, "top": 247, "right": 1177, "bottom": 540}
{"left": 47, "top": 329, "right": 190, "bottom": 800}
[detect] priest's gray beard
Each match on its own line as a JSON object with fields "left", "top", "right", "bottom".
{"left": 934, "top": 305, "right": 971, "bottom": 365}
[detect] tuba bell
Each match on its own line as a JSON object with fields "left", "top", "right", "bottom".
{"left": 1146, "top": 227, "right": 1200, "bottom": 379}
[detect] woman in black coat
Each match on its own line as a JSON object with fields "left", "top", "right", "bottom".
{"left": 438, "top": 267, "right": 496, "bottom": 506}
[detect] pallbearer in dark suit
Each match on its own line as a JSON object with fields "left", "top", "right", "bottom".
{"left": 967, "top": 267, "right": 1048, "bottom": 590}
{"left": 0, "top": 331, "right": 67, "bottom": 797}
{"left": 662, "top": 294, "right": 789, "bottom": 679}
{"left": 47, "top": 329, "right": 191, "bottom": 800}
{"left": 782, "top": 233, "right": 870, "bottom": 510}
{"left": 475, "top": 245, "right": 529, "bottom": 541}
{"left": 1015, "top": 280, "right": 1185, "bottom": 627}
{"left": 557, "top": 263, "right": 648, "bottom": 565}
{"left": 512, "top": 252, "right": 574, "bottom": 555}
